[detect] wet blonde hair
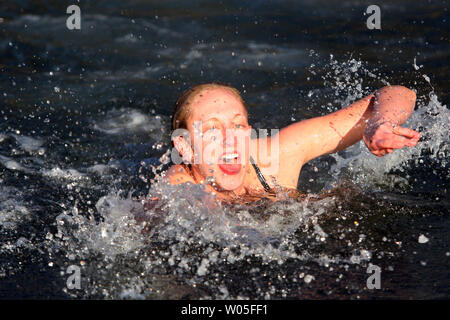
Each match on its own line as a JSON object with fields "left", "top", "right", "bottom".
{"left": 171, "top": 83, "right": 247, "bottom": 130}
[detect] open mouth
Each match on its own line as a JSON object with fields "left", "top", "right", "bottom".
{"left": 218, "top": 152, "right": 241, "bottom": 175}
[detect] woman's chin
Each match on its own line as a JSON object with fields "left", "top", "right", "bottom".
{"left": 215, "top": 172, "right": 244, "bottom": 191}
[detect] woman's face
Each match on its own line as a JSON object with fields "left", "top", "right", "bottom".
{"left": 184, "top": 87, "right": 251, "bottom": 191}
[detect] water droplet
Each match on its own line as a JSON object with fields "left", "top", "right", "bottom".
{"left": 418, "top": 234, "right": 429, "bottom": 243}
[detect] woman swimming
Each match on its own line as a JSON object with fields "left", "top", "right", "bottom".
{"left": 165, "top": 83, "right": 420, "bottom": 202}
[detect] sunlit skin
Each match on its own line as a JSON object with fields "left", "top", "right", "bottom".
{"left": 167, "top": 85, "right": 420, "bottom": 201}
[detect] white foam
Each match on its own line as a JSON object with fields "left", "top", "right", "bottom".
{"left": 0, "top": 186, "right": 31, "bottom": 230}
{"left": 41, "top": 167, "right": 87, "bottom": 181}
{"left": 11, "top": 134, "right": 44, "bottom": 152}
{"left": 92, "top": 108, "right": 167, "bottom": 140}
{"left": 0, "top": 154, "right": 32, "bottom": 173}
{"left": 86, "top": 164, "right": 111, "bottom": 175}
{"left": 182, "top": 41, "right": 308, "bottom": 70}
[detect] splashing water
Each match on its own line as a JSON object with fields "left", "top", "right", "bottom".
{"left": 313, "top": 56, "right": 449, "bottom": 196}
{"left": 2, "top": 53, "right": 447, "bottom": 299}
{"left": 1, "top": 1, "right": 448, "bottom": 298}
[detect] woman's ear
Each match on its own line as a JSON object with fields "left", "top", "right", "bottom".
{"left": 173, "top": 136, "right": 194, "bottom": 163}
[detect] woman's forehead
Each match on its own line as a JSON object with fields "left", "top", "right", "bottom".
{"left": 189, "top": 88, "right": 247, "bottom": 121}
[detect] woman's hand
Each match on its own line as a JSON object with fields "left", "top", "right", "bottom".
{"left": 363, "top": 120, "right": 421, "bottom": 157}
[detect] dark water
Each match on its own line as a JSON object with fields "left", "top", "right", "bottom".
{"left": 0, "top": 0, "right": 448, "bottom": 299}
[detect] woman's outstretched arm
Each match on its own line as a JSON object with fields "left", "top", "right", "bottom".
{"left": 272, "top": 85, "right": 420, "bottom": 187}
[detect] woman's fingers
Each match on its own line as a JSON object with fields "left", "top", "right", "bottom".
{"left": 374, "top": 135, "right": 416, "bottom": 149}
{"left": 393, "top": 126, "right": 421, "bottom": 139}
{"left": 373, "top": 149, "right": 386, "bottom": 157}
{"left": 366, "top": 125, "right": 421, "bottom": 156}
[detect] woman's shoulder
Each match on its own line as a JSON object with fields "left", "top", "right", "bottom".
{"left": 166, "top": 164, "right": 196, "bottom": 185}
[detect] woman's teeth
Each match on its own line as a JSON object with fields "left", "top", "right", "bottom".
{"left": 222, "top": 153, "right": 239, "bottom": 163}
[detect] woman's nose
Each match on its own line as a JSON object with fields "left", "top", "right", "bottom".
{"left": 222, "top": 129, "right": 237, "bottom": 146}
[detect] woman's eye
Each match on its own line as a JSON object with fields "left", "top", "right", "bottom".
{"left": 206, "top": 127, "right": 219, "bottom": 134}
{"left": 202, "top": 126, "right": 222, "bottom": 140}
{"left": 203, "top": 125, "right": 219, "bottom": 133}
{"left": 234, "top": 123, "right": 248, "bottom": 130}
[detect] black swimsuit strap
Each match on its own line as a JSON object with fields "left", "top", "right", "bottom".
{"left": 249, "top": 155, "right": 271, "bottom": 192}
